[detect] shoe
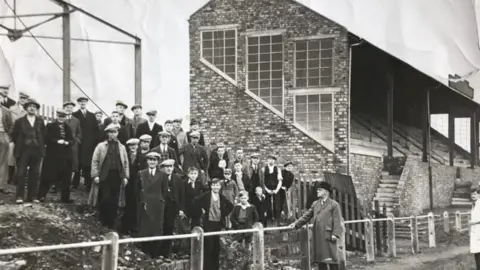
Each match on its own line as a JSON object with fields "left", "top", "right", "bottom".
{"left": 15, "top": 199, "right": 23, "bottom": 204}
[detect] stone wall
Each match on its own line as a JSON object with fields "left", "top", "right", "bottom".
{"left": 459, "top": 167, "right": 480, "bottom": 188}
{"left": 189, "top": 0, "right": 349, "bottom": 175}
{"left": 350, "top": 152, "right": 383, "bottom": 208}
{"left": 398, "top": 156, "right": 457, "bottom": 216}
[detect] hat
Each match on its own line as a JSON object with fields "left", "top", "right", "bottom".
{"left": 224, "top": 168, "right": 232, "bottom": 174}
{"left": 284, "top": 161, "right": 294, "bottom": 167}
{"left": 131, "top": 104, "right": 142, "bottom": 111}
{"left": 146, "top": 110, "right": 157, "bottom": 116}
{"left": 0, "top": 85, "right": 10, "bottom": 89}
{"left": 94, "top": 110, "right": 103, "bottom": 116}
{"left": 190, "top": 119, "right": 199, "bottom": 125}
{"left": 146, "top": 152, "right": 161, "bottom": 160}
{"left": 56, "top": 109, "right": 67, "bottom": 117}
{"left": 165, "top": 120, "right": 173, "bottom": 125}
{"left": 190, "top": 131, "right": 201, "bottom": 138}
{"left": 139, "top": 134, "right": 152, "bottom": 142}
{"left": 115, "top": 101, "right": 128, "bottom": 109}
{"left": 23, "top": 98, "right": 40, "bottom": 110}
{"left": 18, "top": 92, "right": 29, "bottom": 99}
{"left": 158, "top": 131, "right": 170, "bottom": 137}
{"left": 63, "top": 101, "right": 75, "bottom": 108}
{"left": 250, "top": 153, "right": 260, "bottom": 158}
{"left": 76, "top": 97, "right": 88, "bottom": 102}
{"left": 173, "top": 118, "right": 182, "bottom": 123}
{"left": 126, "top": 138, "right": 140, "bottom": 145}
{"left": 160, "top": 159, "right": 175, "bottom": 167}
{"left": 267, "top": 155, "right": 277, "bottom": 161}
{"left": 104, "top": 123, "right": 120, "bottom": 132}
{"left": 313, "top": 181, "right": 332, "bottom": 193}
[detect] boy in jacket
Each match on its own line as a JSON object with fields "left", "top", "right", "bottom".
{"left": 230, "top": 191, "right": 258, "bottom": 248}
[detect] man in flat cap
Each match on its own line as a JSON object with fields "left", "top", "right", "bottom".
{"left": 208, "top": 143, "right": 229, "bottom": 180}
{"left": 228, "top": 148, "right": 249, "bottom": 172}
{"left": 120, "top": 137, "right": 141, "bottom": 235}
{"left": 11, "top": 99, "right": 45, "bottom": 204}
{"left": 164, "top": 120, "right": 180, "bottom": 160}
{"left": 280, "top": 161, "right": 295, "bottom": 218}
{"left": 91, "top": 123, "right": 129, "bottom": 229}
{"left": 135, "top": 110, "right": 162, "bottom": 149}
{"left": 289, "top": 181, "right": 342, "bottom": 270}
{"left": 172, "top": 118, "right": 188, "bottom": 164}
{"left": 262, "top": 154, "right": 283, "bottom": 226}
{"left": 103, "top": 101, "right": 134, "bottom": 144}
{"left": 38, "top": 109, "right": 74, "bottom": 203}
{"left": 137, "top": 134, "right": 152, "bottom": 170}
{"left": 186, "top": 119, "right": 205, "bottom": 146}
{"left": 151, "top": 131, "right": 180, "bottom": 169}
{"left": 7, "top": 91, "right": 29, "bottom": 184}
{"left": 63, "top": 101, "right": 82, "bottom": 188}
{"left": 0, "top": 96, "right": 13, "bottom": 194}
{"left": 159, "top": 158, "right": 185, "bottom": 258}
{"left": 72, "top": 97, "right": 99, "bottom": 191}
{"left": 94, "top": 111, "right": 104, "bottom": 137}
{"left": 183, "top": 130, "right": 208, "bottom": 182}
{"left": 0, "top": 85, "right": 15, "bottom": 109}
{"left": 246, "top": 153, "right": 264, "bottom": 198}
{"left": 131, "top": 104, "right": 146, "bottom": 136}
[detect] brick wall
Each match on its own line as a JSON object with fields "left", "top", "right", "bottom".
{"left": 189, "top": 0, "right": 349, "bottom": 175}
{"left": 350, "top": 153, "right": 383, "bottom": 208}
{"left": 398, "top": 156, "right": 456, "bottom": 216}
{"left": 459, "top": 167, "right": 480, "bottom": 188}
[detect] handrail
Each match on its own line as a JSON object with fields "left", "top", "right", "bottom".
{"left": 0, "top": 240, "right": 112, "bottom": 255}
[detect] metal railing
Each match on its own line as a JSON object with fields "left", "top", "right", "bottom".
{"left": 0, "top": 210, "right": 473, "bottom": 270}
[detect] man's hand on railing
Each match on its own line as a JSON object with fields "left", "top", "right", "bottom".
{"left": 287, "top": 223, "right": 296, "bottom": 230}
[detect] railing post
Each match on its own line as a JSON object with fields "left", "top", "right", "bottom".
{"left": 101, "top": 232, "right": 119, "bottom": 270}
{"left": 410, "top": 216, "right": 419, "bottom": 254}
{"left": 365, "top": 218, "right": 375, "bottom": 262}
{"left": 338, "top": 218, "right": 346, "bottom": 270}
{"left": 387, "top": 216, "right": 396, "bottom": 257}
{"left": 190, "top": 226, "right": 204, "bottom": 270}
{"left": 252, "top": 222, "right": 265, "bottom": 270}
{"left": 455, "top": 211, "right": 461, "bottom": 232}
{"left": 300, "top": 225, "right": 311, "bottom": 270}
{"left": 443, "top": 211, "right": 450, "bottom": 234}
{"left": 427, "top": 212, "right": 436, "bottom": 248}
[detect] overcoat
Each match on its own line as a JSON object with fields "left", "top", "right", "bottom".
{"left": 471, "top": 201, "right": 480, "bottom": 253}
{"left": 65, "top": 116, "right": 82, "bottom": 172}
{"left": 182, "top": 143, "right": 208, "bottom": 173}
{"left": 11, "top": 115, "right": 46, "bottom": 158}
{"left": 7, "top": 104, "right": 24, "bottom": 166}
{"left": 41, "top": 121, "right": 74, "bottom": 181}
{"left": 135, "top": 121, "right": 163, "bottom": 149}
{"left": 72, "top": 110, "right": 99, "bottom": 167}
{"left": 208, "top": 150, "right": 229, "bottom": 178}
{"left": 294, "top": 198, "right": 343, "bottom": 264}
{"left": 135, "top": 168, "right": 168, "bottom": 237}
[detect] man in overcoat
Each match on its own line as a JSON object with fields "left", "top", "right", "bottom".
{"left": 103, "top": 101, "right": 134, "bottom": 143}
{"left": 186, "top": 119, "right": 205, "bottom": 146}
{"left": 150, "top": 131, "right": 180, "bottom": 171}
{"left": 0, "top": 101, "right": 13, "bottom": 194}
{"left": 208, "top": 143, "right": 229, "bottom": 179}
{"left": 246, "top": 153, "right": 264, "bottom": 196}
{"left": 37, "top": 109, "right": 74, "bottom": 203}
{"left": 7, "top": 91, "right": 28, "bottom": 184}
{"left": 0, "top": 85, "right": 15, "bottom": 108}
{"left": 63, "top": 101, "right": 82, "bottom": 185}
{"left": 72, "top": 97, "right": 99, "bottom": 191}
{"left": 135, "top": 110, "right": 162, "bottom": 149}
{"left": 131, "top": 104, "right": 146, "bottom": 135}
{"left": 11, "top": 98, "right": 46, "bottom": 204}
{"left": 182, "top": 131, "right": 208, "bottom": 182}
{"left": 164, "top": 120, "right": 180, "bottom": 161}
{"left": 289, "top": 181, "right": 342, "bottom": 270}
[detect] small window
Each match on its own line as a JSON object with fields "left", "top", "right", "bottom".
{"left": 295, "top": 94, "right": 334, "bottom": 140}
{"left": 201, "top": 29, "right": 236, "bottom": 81}
{"left": 295, "top": 38, "right": 334, "bottom": 87}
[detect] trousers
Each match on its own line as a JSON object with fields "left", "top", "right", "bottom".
{"left": 0, "top": 132, "right": 9, "bottom": 190}
{"left": 15, "top": 147, "right": 42, "bottom": 200}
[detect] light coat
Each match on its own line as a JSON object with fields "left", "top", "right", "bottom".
{"left": 471, "top": 201, "right": 480, "bottom": 253}
{"left": 91, "top": 140, "right": 129, "bottom": 182}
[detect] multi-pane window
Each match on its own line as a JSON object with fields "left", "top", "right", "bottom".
{"left": 201, "top": 29, "right": 236, "bottom": 81}
{"left": 295, "top": 38, "right": 334, "bottom": 87}
{"left": 295, "top": 94, "right": 333, "bottom": 140}
{"left": 247, "top": 35, "right": 283, "bottom": 112}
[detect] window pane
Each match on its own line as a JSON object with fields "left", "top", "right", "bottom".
{"left": 214, "top": 57, "right": 223, "bottom": 65}
{"left": 248, "top": 64, "right": 258, "bottom": 71}
{"left": 214, "top": 31, "right": 224, "bottom": 39}
{"left": 203, "top": 49, "right": 213, "bottom": 57}
{"left": 320, "top": 94, "right": 332, "bottom": 102}
{"left": 308, "top": 59, "right": 320, "bottom": 68}
{"left": 248, "top": 37, "right": 258, "bottom": 45}
{"left": 203, "top": 40, "right": 213, "bottom": 49}
{"left": 272, "top": 80, "right": 282, "bottom": 87}
{"left": 225, "top": 38, "right": 235, "bottom": 47}
{"left": 321, "top": 103, "right": 332, "bottom": 112}
{"left": 260, "top": 80, "right": 270, "bottom": 88}
{"left": 259, "top": 63, "right": 269, "bottom": 71}
{"left": 296, "top": 102, "right": 307, "bottom": 113}
{"left": 296, "top": 51, "right": 307, "bottom": 59}
{"left": 225, "top": 47, "right": 235, "bottom": 56}
{"left": 296, "top": 41, "right": 307, "bottom": 51}
{"left": 309, "top": 122, "right": 320, "bottom": 131}
{"left": 248, "top": 54, "right": 259, "bottom": 63}
{"left": 273, "top": 104, "right": 282, "bottom": 112}
{"left": 321, "top": 77, "right": 333, "bottom": 86}
{"left": 308, "top": 95, "right": 319, "bottom": 103}
{"left": 321, "top": 49, "right": 333, "bottom": 58}
{"left": 262, "top": 96, "right": 270, "bottom": 103}
{"left": 321, "top": 38, "right": 334, "bottom": 49}
{"left": 320, "top": 130, "right": 333, "bottom": 140}
{"left": 248, "top": 45, "right": 258, "bottom": 54}
{"left": 260, "top": 36, "right": 270, "bottom": 44}
{"left": 272, "top": 71, "right": 282, "bottom": 79}
{"left": 320, "top": 121, "right": 332, "bottom": 130}
{"left": 321, "top": 112, "right": 332, "bottom": 121}
{"left": 296, "top": 79, "right": 307, "bottom": 87}
{"left": 308, "top": 68, "right": 320, "bottom": 77}
{"left": 260, "top": 53, "right": 270, "bottom": 62}
{"left": 271, "top": 35, "right": 282, "bottom": 43}
{"left": 260, "top": 45, "right": 270, "bottom": 53}
{"left": 309, "top": 51, "right": 319, "bottom": 59}
{"left": 308, "top": 40, "right": 320, "bottom": 50}
{"left": 204, "top": 56, "right": 213, "bottom": 63}
{"left": 296, "top": 69, "right": 307, "bottom": 79}
{"left": 225, "top": 65, "right": 235, "bottom": 73}
{"left": 248, "top": 72, "right": 258, "bottom": 80}
{"left": 296, "top": 95, "right": 307, "bottom": 103}
{"left": 260, "top": 71, "right": 270, "bottom": 79}
{"left": 296, "top": 112, "right": 307, "bottom": 122}
{"left": 272, "top": 53, "right": 282, "bottom": 61}
{"left": 214, "top": 48, "right": 223, "bottom": 57}
{"left": 321, "top": 59, "right": 333, "bottom": 68}
{"left": 214, "top": 39, "right": 224, "bottom": 47}
{"left": 272, "top": 97, "right": 282, "bottom": 106}
{"left": 272, "top": 61, "right": 282, "bottom": 70}
{"left": 321, "top": 68, "right": 332, "bottom": 77}
{"left": 272, "top": 44, "right": 282, "bottom": 52}
{"left": 225, "top": 30, "right": 235, "bottom": 38}
{"left": 296, "top": 60, "right": 306, "bottom": 69}
{"left": 308, "top": 78, "right": 319, "bottom": 86}
{"left": 308, "top": 103, "right": 320, "bottom": 112}
{"left": 248, "top": 80, "right": 258, "bottom": 89}
{"left": 309, "top": 112, "right": 320, "bottom": 121}
{"left": 225, "top": 56, "right": 235, "bottom": 64}
{"left": 202, "top": 32, "right": 212, "bottom": 40}
{"left": 259, "top": 89, "right": 270, "bottom": 97}
{"left": 271, "top": 88, "right": 282, "bottom": 97}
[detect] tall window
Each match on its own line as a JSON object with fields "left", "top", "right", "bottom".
{"left": 295, "top": 38, "right": 334, "bottom": 87}
{"left": 247, "top": 35, "right": 283, "bottom": 112}
{"left": 295, "top": 94, "right": 333, "bottom": 140}
{"left": 201, "top": 29, "right": 236, "bottom": 81}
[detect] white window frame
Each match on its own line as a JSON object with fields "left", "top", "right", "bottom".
{"left": 293, "top": 35, "right": 336, "bottom": 89}
{"left": 245, "top": 30, "right": 286, "bottom": 117}
{"left": 199, "top": 25, "right": 238, "bottom": 87}
{"left": 292, "top": 89, "right": 338, "bottom": 151}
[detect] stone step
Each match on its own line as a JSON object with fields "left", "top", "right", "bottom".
{"left": 452, "top": 192, "right": 470, "bottom": 199}
{"left": 374, "top": 197, "right": 396, "bottom": 203}
{"left": 374, "top": 194, "right": 396, "bottom": 199}
{"left": 452, "top": 201, "right": 472, "bottom": 207}
{"left": 379, "top": 183, "right": 398, "bottom": 188}
{"left": 456, "top": 188, "right": 470, "bottom": 193}
{"left": 452, "top": 198, "right": 471, "bottom": 202}
{"left": 381, "top": 174, "right": 401, "bottom": 180}
{"left": 380, "top": 180, "right": 399, "bottom": 185}
{"left": 377, "top": 188, "right": 397, "bottom": 193}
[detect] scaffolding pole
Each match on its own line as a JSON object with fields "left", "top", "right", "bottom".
{"left": 62, "top": 4, "right": 71, "bottom": 103}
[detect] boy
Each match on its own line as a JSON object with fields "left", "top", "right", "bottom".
{"left": 137, "top": 134, "right": 152, "bottom": 170}
{"left": 250, "top": 186, "right": 267, "bottom": 227}
{"left": 230, "top": 191, "right": 258, "bottom": 249}
{"left": 220, "top": 168, "right": 237, "bottom": 229}
{"left": 232, "top": 161, "right": 251, "bottom": 193}
{"left": 183, "top": 166, "right": 207, "bottom": 229}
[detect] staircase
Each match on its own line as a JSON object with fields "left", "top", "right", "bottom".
{"left": 374, "top": 171, "right": 400, "bottom": 216}
{"left": 451, "top": 184, "right": 473, "bottom": 208}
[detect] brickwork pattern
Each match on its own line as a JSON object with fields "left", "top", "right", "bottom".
{"left": 189, "top": 0, "right": 350, "bottom": 175}
{"left": 350, "top": 153, "right": 383, "bottom": 208}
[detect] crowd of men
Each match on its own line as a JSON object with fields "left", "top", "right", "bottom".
{"left": 0, "top": 85, "right": 300, "bottom": 269}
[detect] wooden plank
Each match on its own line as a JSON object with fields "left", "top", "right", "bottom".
{"left": 374, "top": 200, "right": 381, "bottom": 253}
{"left": 349, "top": 193, "right": 356, "bottom": 250}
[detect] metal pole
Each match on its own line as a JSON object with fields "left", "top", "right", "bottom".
{"left": 13, "top": 0, "right": 17, "bottom": 30}
{"left": 0, "top": 33, "right": 136, "bottom": 45}
{"left": 62, "top": 4, "right": 71, "bottom": 103}
{"left": 426, "top": 88, "right": 433, "bottom": 210}
{"left": 0, "top": 12, "right": 68, "bottom": 19}
{"left": 134, "top": 42, "right": 142, "bottom": 105}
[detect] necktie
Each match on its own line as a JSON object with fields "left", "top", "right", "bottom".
{"left": 82, "top": 110, "right": 86, "bottom": 116}
{"left": 150, "top": 169, "right": 154, "bottom": 177}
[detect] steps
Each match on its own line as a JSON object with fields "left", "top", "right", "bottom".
{"left": 374, "top": 172, "right": 400, "bottom": 216}
{"left": 451, "top": 186, "right": 473, "bottom": 207}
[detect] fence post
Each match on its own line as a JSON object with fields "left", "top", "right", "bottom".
{"left": 338, "top": 218, "right": 347, "bottom": 270}
{"left": 252, "top": 222, "right": 265, "bottom": 270}
{"left": 443, "top": 211, "right": 450, "bottom": 234}
{"left": 300, "top": 225, "right": 311, "bottom": 270}
{"left": 191, "top": 226, "right": 204, "bottom": 270}
{"left": 427, "top": 212, "right": 436, "bottom": 248}
{"left": 373, "top": 200, "right": 381, "bottom": 254}
{"left": 365, "top": 218, "right": 375, "bottom": 262}
{"left": 410, "top": 216, "right": 419, "bottom": 254}
{"left": 101, "top": 232, "right": 119, "bottom": 270}
{"left": 455, "top": 211, "right": 461, "bottom": 232}
{"left": 387, "top": 216, "right": 396, "bottom": 257}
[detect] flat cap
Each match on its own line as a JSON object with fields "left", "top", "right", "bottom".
{"left": 56, "top": 109, "right": 67, "bottom": 117}
{"left": 131, "top": 104, "right": 142, "bottom": 111}
{"left": 190, "top": 119, "right": 199, "bottom": 125}
{"left": 139, "top": 134, "right": 152, "bottom": 142}
{"left": 267, "top": 154, "right": 277, "bottom": 160}
{"left": 63, "top": 101, "right": 75, "bottom": 108}
{"left": 126, "top": 138, "right": 140, "bottom": 145}
{"left": 158, "top": 131, "right": 170, "bottom": 137}
{"left": 224, "top": 168, "right": 232, "bottom": 174}
{"left": 189, "top": 131, "right": 201, "bottom": 138}
{"left": 104, "top": 123, "right": 120, "bottom": 132}
{"left": 146, "top": 110, "right": 157, "bottom": 116}
{"left": 146, "top": 152, "right": 161, "bottom": 160}
{"left": 164, "top": 120, "right": 173, "bottom": 125}
{"left": 115, "top": 101, "right": 128, "bottom": 108}
{"left": 313, "top": 181, "right": 332, "bottom": 193}
{"left": 94, "top": 110, "right": 103, "bottom": 116}
{"left": 76, "top": 97, "right": 88, "bottom": 102}
{"left": 23, "top": 98, "right": 40, "bottom": 110}
{"left": 18, "top": 92, "right": 29, "bottom": 99}
{"left": 250, "top": 153, "right": 260, "bottom": 158}
{"left": 0, "top": 85, "right": 10, "bottom": 89}
{"left": 173, "top": 118, "right": 182, "bottom": 123}
{"left": 284, "top": 161, "right": 294, "bottom": 167}
{"left": 160, "top": 159, "right": 175, "bottom": 167}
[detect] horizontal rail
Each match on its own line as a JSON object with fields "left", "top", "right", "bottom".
{"left": 0, "top": 240, "right": 111, "bottom": 255}
{"left": 117, "top": 233, "right": 198, "bottom": 244}
{"left": 0, "top": 12, "right": 67, "bottom": 19}
{"left": 0, "top": 33, "right": 136, "bottom": 45}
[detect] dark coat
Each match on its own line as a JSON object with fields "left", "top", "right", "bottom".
{"left": 150, "top": 144, "right": 181, "bottom": 171}
{"left": 230, "top": 204, "right": 259, "bottom": 229}
{"left": 103, "top": 116, "right": 134, "bottom": 144}
{"left": 182, "top": 143, "right": 208, "bottom": 172}
{"left": 294, "top": 198, "right": 343, "bottom": 264}
{"left": 0, "top": 106, "right": 13, "bottom": 138}
{"left": 73, "top": 110, "right": 99, "bottom": 167}
{"left": 11, "top": 115, "right": 46, "bottom": 158}
{"left": 65, "top": 116, "right": 82, "bottom": 171}
{"left": 168, "top": 134, "right": 180, "bottom": 161}
{"left": 41, "top": 121, "right": 74, "bottom": 180}
{"left": 135, "top": 121, "right": 163, "bottom": 149}
{"left": 135, "top": 168, "right": 168, "bottom": 237}
{"left": 250, "top": 194, "right": 267, "bottom": 222}
{"left": 0, "top": 97, "right": 15, "bottom": 109}
{"left": 232, "top": 173, "right": 252, "bottom": 193}
{"left": 186, "top": 130, "right": 205, "bottom": 146}
{"left": 166, "top": 173, "right": 185, "bottom": 213}
{"left": 183, "top": 179, "right": 208, "bottom": 217}
{"left": 192, "top": 191, "right": 234, "bottom": 228}
{"left": 208, "top": 151, "right": 229, "bottom": 179}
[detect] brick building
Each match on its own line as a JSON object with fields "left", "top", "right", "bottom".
{"left": 189, "top": 0, "right": 350, "bottom": 176}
